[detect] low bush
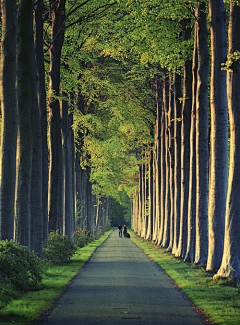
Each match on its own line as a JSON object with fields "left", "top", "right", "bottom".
{"left": 75, "top": 228, "right": 102, "bottom": 248}
{"left": 43, "top": 231, "right": 77, "bottom": 265}
{"left": 0, "top": 240, "right": 43, "bottom": 292}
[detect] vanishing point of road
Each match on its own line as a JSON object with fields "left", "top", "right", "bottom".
{"left": 37, "top": 229, "right": 205, "bottom": 325}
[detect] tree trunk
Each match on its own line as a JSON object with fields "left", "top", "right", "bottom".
{"left": 185, "top": 22, "right": 198, "bottom": 263}
{"left": 195, "top": 3, "right": 209, "bottom": 265}
{"left": 177, "top": 19, "right": 192, "bottom": 258}
{"left": 141, "top": 160, "right": 146, "bottom": 237}
{"left": 207, "top": 0, "right": 228, "bottom": 271}
{"left": 35, "top": 0, "right": 48, "bottom": 243}
{"left": 157, "top": 74, "right": 166, "bottom": 246}
{"left": 69, "top": 111, "right": 75, "bottom": 241}
{"left": 62, "top": 96, "right": 71, "bottom": 238}
{"left": 48, "top": 0, "right": 66, "bottom": 232}
{"left": 216, "top": 2, "right": 240, "bottom": 280}
{"left": 172, "top": 70, "right": 182, "bottom": 255}
{"left": 154, "top": 77, "right": 161, "bottom": 242}
{"left": 0, "top": 0, "right": 17, "bottom": 241}
{"left": 14, "top": 0, "right": 33, "bottom": 248}
{"left": 162, "top": 75, "right": 170, "bottom": 248}
{"left": 138, "top": 165, "right": 142, "bottom": 236}
{"left": 29, "top": 8, "right": 43, "bottom": 257}
{"left": 167, "top": 75, "right": 174, "bottom": 251}
{"left": 146, "top": 151, "right": 153, "bottom": 240}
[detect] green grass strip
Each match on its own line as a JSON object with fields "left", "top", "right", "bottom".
{"left": 0, "top": 229, "right": 113, "bottom": 325}
{"left": 129, "top": 230, "right": 240, "bottom": 325}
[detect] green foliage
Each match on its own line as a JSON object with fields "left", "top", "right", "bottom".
{"left": 75, "top": 228, "right": 96, "bottom": 248}
{"left": 0, "top": 240, "right": 43, "bottom": 292}
{"left": 221, "top": 51, "right": 240, "bottom": 71}
{"left": 110, "top": 197, "right": 131, "bottom": 226}
{"left": 43, "top": 231, "right": 77, "bottom": 265}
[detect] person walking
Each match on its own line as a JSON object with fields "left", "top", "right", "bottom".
{"left": 118, "top": 224, "right": 122, "bottom": 237}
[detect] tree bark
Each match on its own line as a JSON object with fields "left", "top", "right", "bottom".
{"left": 62, "top": 96, "right": 71, "bottom": 238}
{"left": 195, "top": 3, "right": 209, "bottom": 265}
{"left": 162, "top": 75, "right": 170, "bottom": 248}
{"left": 30, "top": 8, "right": 43, "bottom": 257}
{"left": 146, "top": 150, "right": 153, "bottom": 240}
{"left": 172, "top": 70, "right": 182, "bottom": 255}
{"left": 185, "top": 22, "right": 198, "bottom": 263}
{"left": 35, "top": 0, "right": 48, "bottom": 243}
{"left": 207, "top": 0, "right": 228, "bottom": 271}
{"left": 48, "top": 0, "right": 66, "bottom": 232}
{"left": 167, "top": 75, "right": 174, "bottom": 251}
{"left": 153, "top": 76, "right": 161, "bottom": 242}
{"left": 177, "top": 19, "right": 192, "bottom": 258}
{"left": 14, "top": 0, "right": 33, "bottom": 248}
{"left": 157, "top": 74, "right": 166, "bottom": 246}
{"left": 216, "top": 1, "right": 240, "bottom": 280}
{"left": 0, "top": 0, "right": 17, "bottom": 241}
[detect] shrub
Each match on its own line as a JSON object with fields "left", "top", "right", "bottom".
{"left": 43, "top": 231, "right": 77, "bottom": 265}
{"left": 75, "top": 228, "right": 90, "bottom": 248}
{"left": 0, "top": 240, "right": 43, "bottom": 292}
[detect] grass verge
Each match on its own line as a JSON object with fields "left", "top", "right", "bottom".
{"left": 129, "top": 230, "right": 240, "bottom": 325}
{"left": 0, "top": 229, "right": 113, "bottom": 325}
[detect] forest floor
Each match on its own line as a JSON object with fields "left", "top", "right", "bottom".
{"left": 34, "top": 229, "right": 204, "bottom": 325}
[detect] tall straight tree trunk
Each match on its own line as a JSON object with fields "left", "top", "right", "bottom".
{"left": 172, "top": 70, "right": 182, "bottom": 255}
{"left": 29, "top": 9, "right": 43, "bottom": 257}
{"left": 14, "top": 0, "right": 33, "bottom": 248}
{"left": 216, "top": 2, "right": 240, "bottom": 280}
{"left": 141, "top": 160, "right": 146, "bottom": 237}
{"left": 195, "top": 3, "right": 209, "bottom": 265}
{"left": 185, "top": 23, "right": 198, "bottom": 263}
{"left": 35, "top": 0, "right": 48, "bottom": 243}
{"left": 144, "top": 155, "right": 149, "bottom": 239}
{"left": 162, "top": 75, "right": 170, "bottom": 248}
{"left": 157, "top": 74, "right": 166, "bottom": 246}
{"left": 154, "top": 76, "right": 161, "bottom": 243}
{"left": 207, "top": 0, "right": 228, "bottom": 271}
{"left": 138, "top": 165, "right": 142, "bottom": 236}
{"left": 146, "top": 151, "right": 153, "bottom": 240}
{"left": 177, "top": 19, "right": 192, "bottom": 258}
{"left": 0, "top": 0, "right": 17, "bottom": 241}
{"left": 48, "top": 0, "right": 66, "bottom": 232}
{"left": 167, "top": 75, "right": 174, "bottom": 251}
{"left": 62, "top": 96, "right": 71, "bottom": 239}
{"left": 69, "top": 111, "right": 75, "bottom": 241}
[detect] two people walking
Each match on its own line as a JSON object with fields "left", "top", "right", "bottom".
{"left": 118, "top": 224, "right": 129, "bottom": 238}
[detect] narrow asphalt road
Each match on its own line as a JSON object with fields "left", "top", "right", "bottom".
{"left": 38, "top": 229, "right": 205, "bottom": 325}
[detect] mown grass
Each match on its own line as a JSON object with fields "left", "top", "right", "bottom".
{"left": 129, "top": 229, "right": 240, "bottom": 325}
{"left": 0, "top": 229, "right": 113, "bottom": 325}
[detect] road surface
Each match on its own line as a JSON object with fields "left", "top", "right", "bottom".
{"left": 37, "top": 229, "right": 205, "bottom": 325}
